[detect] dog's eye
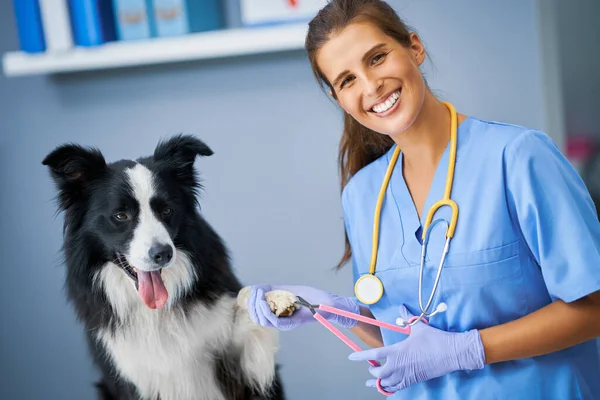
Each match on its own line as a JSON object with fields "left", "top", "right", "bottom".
{"left": 113, "top": 212, "right": 129, "bottom": 221}
{"left": 162, "top": 207, "right": 172, "bottom": 216}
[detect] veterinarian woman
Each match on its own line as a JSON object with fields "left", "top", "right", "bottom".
{"left": 247, "top": 0, "right": 600, "bottom": 398}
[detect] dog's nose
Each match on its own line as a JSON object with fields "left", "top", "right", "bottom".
{"left": 149, "top": 243, "right": 173, "bottom": 266}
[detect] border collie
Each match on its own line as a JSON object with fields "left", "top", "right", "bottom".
{"left": 42, "top": 135, "right": 298, "bottom": 400}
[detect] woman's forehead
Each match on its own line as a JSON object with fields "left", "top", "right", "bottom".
{"left": 317, "top": 22, "right": 393, "bottom": 82}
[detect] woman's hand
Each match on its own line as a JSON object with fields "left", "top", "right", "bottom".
{"left": 246, "top": 284, "right": 360, "bottom": 330}
{"left": 348, "top": 305, "right": 486, "bottom": 392}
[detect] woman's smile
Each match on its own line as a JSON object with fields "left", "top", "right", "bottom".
{"left": 369, "top": 88, "right": 402, "bottom": 116}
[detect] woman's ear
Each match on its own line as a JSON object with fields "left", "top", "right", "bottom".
{"left": 328, "top": 88, "right": 339, "bottom": 101}
{"left": 409, "top": 33, "right": 426, "bottom": 66}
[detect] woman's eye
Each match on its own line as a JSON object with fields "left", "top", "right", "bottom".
{"left": 340, "top": 76, "right": 354, "bottom": 89}
{"left": 113, "top": 212, "right": 128, "bottom": 221}
{"left": 371, "top": 52, "right": 387, "bottom": 65}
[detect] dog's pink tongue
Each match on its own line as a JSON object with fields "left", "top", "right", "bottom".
{"left": 137, "top": 270, "right": 168, "bottom": 309}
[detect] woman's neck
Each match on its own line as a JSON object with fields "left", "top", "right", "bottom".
{"left": 391, "top": 92, "right": 464, "bottom": 170}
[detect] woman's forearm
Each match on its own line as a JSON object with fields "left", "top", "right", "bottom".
{"left": 479, "top": 291, "right": 600, "bottom": 364}
{"left": 350, "top": 306, "right": 384, "bottom": 348}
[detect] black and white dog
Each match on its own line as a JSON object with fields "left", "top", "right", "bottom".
{"left": 42, "top": 135, "right": 297, "bottom": 400}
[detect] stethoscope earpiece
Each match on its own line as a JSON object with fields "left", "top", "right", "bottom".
{"left": 395, "top": 302, "right": 448, "bottom": 327}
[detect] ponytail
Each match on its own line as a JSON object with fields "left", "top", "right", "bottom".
{"left": 305, "top": 0, "right": 411, "bottom": 269}
{"left": 336, "top": 112, "right": 394, "bottom": 268}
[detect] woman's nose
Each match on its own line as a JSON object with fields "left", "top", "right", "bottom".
{"left": 363, "top": 76, "right": 384, "bottom": 97}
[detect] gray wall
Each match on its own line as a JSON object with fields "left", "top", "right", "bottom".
{"left": 0, "top": 1, "right": 554, "bottom": 399}
{"left": 555, "top": 0, "right": 600, "bottom": 138}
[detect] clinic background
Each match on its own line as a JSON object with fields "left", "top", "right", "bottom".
{"left": 1, "top": 0, "right": 599, "bottom": 399}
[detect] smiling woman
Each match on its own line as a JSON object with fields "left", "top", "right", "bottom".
{"left": 246, "top": 0, "right": 600, "bottom": 399}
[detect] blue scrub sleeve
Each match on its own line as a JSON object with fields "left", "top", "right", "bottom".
{"left": 505, "top": 129, "right": 600, "bottom": 303}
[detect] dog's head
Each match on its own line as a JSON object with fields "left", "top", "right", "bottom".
{"left": 42, "top": 134, "right": 213, "bottom": 310}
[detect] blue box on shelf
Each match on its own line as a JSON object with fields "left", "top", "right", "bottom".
{"left": 112, "top": 0, "right": 154, "bottom": 40}
{"left": 12, "top": 0, "right": 46, "bottom": 53}
{"left": 149, "top": 0, "right": 225, "bottom": 37}
{"left": 187, "top": 0, "right": 224, "bottom": 33}
{"left": 150, "top": 0, "right": 188, "bottom": 37}
{"left": 68, "top": 0, "right": 117, "bottom": 46}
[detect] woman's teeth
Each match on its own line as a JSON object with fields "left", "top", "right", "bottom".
{"left": 372, "top": 91, "right": 400, "bottom": 113}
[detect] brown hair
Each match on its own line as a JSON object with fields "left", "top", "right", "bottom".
{"left": 305, "top": 0, "right": 415, "bottom": 269}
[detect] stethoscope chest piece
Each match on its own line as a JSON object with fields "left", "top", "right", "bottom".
{"left": 354, "top": 274, "right": 384, "bottom": 305}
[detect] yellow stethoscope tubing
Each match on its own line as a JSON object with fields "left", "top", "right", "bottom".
{"left": 355, "top": 102, "right": 459, "bottom": 305}
{"left": 422, "top": 102, "right": 459, "bottom": 242}
{"left": 367, "top": 146, "right": 401, "bottom": 275}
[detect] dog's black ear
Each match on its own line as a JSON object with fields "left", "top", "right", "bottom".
{"left": 153, "top": 134, "right": 213, "bottom": 186}
{"left": 154, "top": 134, "right": 213, "bottom": 163}
{"left": 42, "top": 143, "right": 107, "bottom": 210}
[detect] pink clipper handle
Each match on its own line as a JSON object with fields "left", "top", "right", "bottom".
{"left": 317, "top": 304, "right": 412, "bottom": 335}
{"left": 312, "top": 313, "right": 395, "bottom": 396}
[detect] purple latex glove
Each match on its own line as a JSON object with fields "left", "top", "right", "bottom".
{"left": 349, "top": 305, "right": 486, "bottom": 392}
{"left": 247, "top": 284, "right": 360, "bottom": 330}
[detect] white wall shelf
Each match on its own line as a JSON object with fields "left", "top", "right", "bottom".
{"left": 2, "top": 23, "right": 309, "bottom": 77}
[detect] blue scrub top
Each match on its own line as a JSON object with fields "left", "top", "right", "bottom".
{"left": 342, "top": 117, "right": 600, "bottom": 399}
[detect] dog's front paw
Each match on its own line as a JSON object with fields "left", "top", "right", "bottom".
{"left": 264, "top": 290, "right": 298, "bottom": 317}
{"left": 237, "top": 286, "right": 298, "bottom": 317}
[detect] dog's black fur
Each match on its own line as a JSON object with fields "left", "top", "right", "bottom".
{"left": 43, "top": 135, "right": 285, "bottom": 400}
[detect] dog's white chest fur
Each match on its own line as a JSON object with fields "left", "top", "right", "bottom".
{"left": 93, "top": 260, "right": 284, "bottom": 400}
{"left": 97, "top": 295, "right": 235, "bottom": 400}
{"left": 94, "top": 258, "right": 237, "bottom": 400}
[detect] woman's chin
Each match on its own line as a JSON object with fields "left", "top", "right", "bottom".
{"left": 370, "top": 111, "right": 417, "bottom": 138}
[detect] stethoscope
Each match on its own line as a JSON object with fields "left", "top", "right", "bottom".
{"left": 354, "top": 101, "right": 459, "bottom": 327}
